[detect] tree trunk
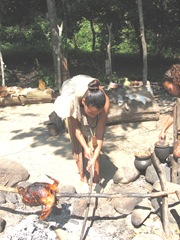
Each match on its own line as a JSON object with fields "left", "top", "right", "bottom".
{"left": 46, "top": 0, "right": 61, "bottom": 90}
{"left": 90, "top": 19, "right": 96, "bottom": 52}
{"left": 0, "top": 50, "right": 5, "bottom": 86}
{"left": 106, "top": 23, "right": 113, "bottom": 84}
{"left": 136, "top": 0, "right": 148, "bottom": 85}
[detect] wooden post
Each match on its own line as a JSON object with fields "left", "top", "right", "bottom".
{"left": 171, "top": 98, "right": 180, "bottom": 183}
{"left": 150, "top": 149, "right": 172, "bottom": 237}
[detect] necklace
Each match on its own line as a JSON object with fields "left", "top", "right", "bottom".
{"left": 86, "top": 114, "right": 98, "bottom": 130}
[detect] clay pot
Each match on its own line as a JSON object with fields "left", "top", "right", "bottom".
{"left": 134, "top": 151, "right": 151, "bottom": 172}
{"left": 154, "top": 141, "right": 170, "bottom": 162}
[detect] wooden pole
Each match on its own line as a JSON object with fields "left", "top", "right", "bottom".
{"left": 150, "top": 149, "right": 172, "bottom": 237}
{"left": 172, "top": 98, "right": 180, "bottom": 183}
{"left": 0, "top": 184, "right": 179, "bottom": 200}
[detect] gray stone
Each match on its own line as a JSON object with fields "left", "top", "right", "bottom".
{"left": 97, "top": 201, "right": 116, "bottom": 218}
{"left": 151, "top": 180, "right": 180, "bottom": 223}
{"left": 113, "top": 197, "right": 142, "bottom": 215}
{"left": 58, "top": 185, "right": 77, "bottom": 194}
{"left": 0, "top": 217, "right": 6, "bottom": 233}
{"left": 0, "top": 192, "right": 6, "bottom": 204}
{"left": 0, "top": 160, "right": 30, "bottom": 187}
{"left": 71, "top": 198, "right": 87, "bottom": 216}
{"left": 6, "top": 192, "right": 19, "bottom": 204}
{"left": 131, "top": 198, "right": 152, "bottom": 227}
{"left": 113, "top": 166, "right": 140, "bottom": 184}
{"left": 145, "top": 164, "right": 170, "bottom": 184}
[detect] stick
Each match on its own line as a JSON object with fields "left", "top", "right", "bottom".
{"left": 79, "top": 166, "right": 94, "bottom": 240}
{"left": 0, "top": 185, "right": 178, "bottom": 199}
{"left": 57, "top": 191, "right": 176, "bottom": 199}
{"left": 150, "top": 149, "right": 171, "bottom": 237}
{"left": 0, "top": 185, "right": 18, "bottom": 193}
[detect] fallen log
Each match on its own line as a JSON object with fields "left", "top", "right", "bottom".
{"left": 0, "top": 86, "right": 54, "bottom": 106}
{"left": 106, "top": 83, "right": 160, "bottom": 124}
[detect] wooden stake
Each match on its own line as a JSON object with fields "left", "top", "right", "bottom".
{"left": 150, "top": 149, "right": 172, "bottom": 237}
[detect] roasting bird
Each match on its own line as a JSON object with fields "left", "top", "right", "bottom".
{"left": 18, "top": 175, "right": 59, "bottom": 220}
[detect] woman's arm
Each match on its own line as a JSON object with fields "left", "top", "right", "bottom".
{"left": 90, "top": 92, "right": 110, "bottom": 164}
{"left": 69, "top": 116, "right": 92, "bottom": 159}
{"left": 158, "top": 111, "right": 174, "bottom": 140}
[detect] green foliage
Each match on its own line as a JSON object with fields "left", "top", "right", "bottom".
{"left": 70, "top": 18, "right": 101, "bottom": 52}
{"left": 34, "top": 59, "right": 54, "bottom": 88}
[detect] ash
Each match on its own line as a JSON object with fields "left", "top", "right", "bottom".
{"left": 1, "top": 215, "right": 57, "bottom": 240}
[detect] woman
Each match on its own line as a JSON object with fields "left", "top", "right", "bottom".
{"left": 55, "top": 75, "right": 110, "bottom": 185}
{"left": 159, "top": 64, "right": 180, "bottom": 140}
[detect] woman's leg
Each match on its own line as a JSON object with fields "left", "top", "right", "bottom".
{"left": 66, "top": 118, "right": 87, "bottom": 183}
{"left": 74, "top": 153, "right": 88, "bottom": 183}
{"left": 93, "top": 157, "right": 100, "bottom": 183}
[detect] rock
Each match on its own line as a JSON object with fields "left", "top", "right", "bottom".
{"left": 0, "top": 160, "right": 30, "bottom": 187}
{"left": 57, "top": 184, "right": 77, "bottom": 205}
{"left": 49, "top": 111, "right": 65, "bottom": 133}
{"left": 97, "top": 201, "right": 116, "bottom": 218}
{"left": 58, "top": 185, "right": 77, "bottom": 194}
{"left": 145, "top": 164, "right": 170, "bottom": 184}
{"left": 113, "top": 197, "right": 142, "bottom": 215}
{"left": 0, "top": 192, "right": 6, "bottom": 204}
{"left": 5, "top": 192, "right": 19, "bottom": 204}
{"left": 131, "top": 198, "right": 152, "bottom": 227}
{"left": 151, "top": 180, "right": 180, "bottom": 223}
{"left": 70, "top": 198, "right": 87, "bottom": 216}
{"left": 132, "top": 233, "right": 163, "bottom": 240}
{"left": 0, "top": 217, "right": 6, "bottom": 233}
{"left": 113, "top": 166, "right": 140, "bottom": 184}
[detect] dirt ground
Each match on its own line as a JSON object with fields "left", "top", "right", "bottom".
{"left": 0, "top": 64, "right": 176, "bottom": 190}
{"left": 0, "top": 96, "right": 174, "bottom": 192}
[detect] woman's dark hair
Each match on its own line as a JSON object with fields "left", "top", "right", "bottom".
{"left": 84, "top": 79, "right": 106, "bottom": 109}
{"left": 163, "top": 64, "right": 180, "bottom": 85}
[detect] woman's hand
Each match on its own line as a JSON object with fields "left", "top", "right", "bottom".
{"left": 86, "top": 157, "right": 95, "bottom": 172}
{"left": 158, "top": 130, "right": 166, "bottom": 140}
{"left": 83, "top": 146, "right": 93, "bottom": 160}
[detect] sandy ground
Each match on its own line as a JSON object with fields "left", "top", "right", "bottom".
{"left": 0, "top": 101, "right": 174, "bottom": 193}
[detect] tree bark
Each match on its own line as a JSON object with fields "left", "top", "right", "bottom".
{"left": 0, "top": 50, "right": 5, "bottom": 86}
{"left": 90, "top": 19, "right": 96, "bottom": 52}
{"left": 0, "top": 87, "right": 53, "bottom": 106}
{"left": 136, "top": 0, "right": 148, "bottom": 85}
{"left": 106, "top": 23, "right": 113, "bottom": 83}
{"left": 46, "top": 0, "right": 61, "bottom": 90}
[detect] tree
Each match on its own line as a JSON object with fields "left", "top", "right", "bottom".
{"left": 136, "top": 0, "right": 147, "bottom": 85}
